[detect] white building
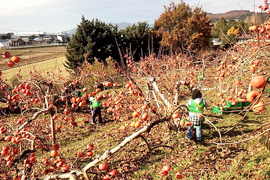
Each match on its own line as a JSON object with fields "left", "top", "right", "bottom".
{"left": 0, "top": 39, "right": 10, "bottom": 48}
{"left": 57, "top": 35, "right": 66, "bottom": 42}
{"left": 13, "top": 32, "right": 47, "bottom": 36}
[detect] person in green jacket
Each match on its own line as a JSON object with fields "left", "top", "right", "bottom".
{"left": 186, "top": 89, "right": 208, "bottom": 142}
{"left": 89, "top": 97, "right": 103, "bottom": 124}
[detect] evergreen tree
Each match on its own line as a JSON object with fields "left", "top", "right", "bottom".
{"left": 211, "top": 18, "right": 226, "bottom": 38}
{"left": 118, "top": 22, "right": 153, "bottom": 61}
{"left": 65, "top": 16, "right": 119, "bottom": 71}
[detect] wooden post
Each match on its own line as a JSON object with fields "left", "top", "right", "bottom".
{"left": 51, "top": 117, "right": 56, "bottom": 145}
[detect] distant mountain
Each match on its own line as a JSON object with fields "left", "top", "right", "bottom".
{"left": 207, "top": 10, "right": 267, "bottom": 23}
{"left": 110, "top": 22, "right": 133, "bottom": 29}
{"left": 61, "top": 22, "right": 154, "bottom": 35}
{"left": 61, "top": 29, "right": 76, "bottom": 35}
{"left": 111, "top": 22, "right": 154, "bottom": 29}
{"left": 61, "top": 22, "right": 134, "bottom": 35}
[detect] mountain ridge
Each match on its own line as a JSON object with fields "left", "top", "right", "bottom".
{"left": 207, "top": 10, "right": 265, "bottom": 23}
{"left": 62, "top": 22, "right": 136, "bottom": 35}
{"left": 62, "top": 10, "right": 265, "bottom": 34}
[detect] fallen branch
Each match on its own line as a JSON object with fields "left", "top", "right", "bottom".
{"left": 81, "top": 116, "right": 170, "bottom": 180}
{"left": 41, "top": 77, "right": 188, "bottom": 179}
{"left": 42, "top": 170, "right": 83, "bottom": 180}
{"left": 41, "top": 116, "right": 170, "bottom": 180}
{"left": 150, "top": 145, "right": 174, "bottom": 151}
{"left": 137, "top": 135, "right": 151, "bottom": 152}
{"left": 213, "top": 128, "right": 270, "bottom": 145}
{"left": 18, "top": 108, "right": 52, "bottom": 131}
{"left": 205, "top": 117, "right": 222, "bottom": 143}
{"left": 149, "top": 77, "right": 171, "bottom": 107}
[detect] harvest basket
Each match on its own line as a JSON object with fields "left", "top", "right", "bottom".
{"left": 212, "top": 101, "right": 251, "bottom": 114}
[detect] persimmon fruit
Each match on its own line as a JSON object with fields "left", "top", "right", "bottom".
{"left": 77, "top": 152, "right": 85, "bottom": 157}
{"left": 52, "top": 144, "right": 60, "bottom": 151}
{"left": 86, "top": 151, "right": 93, "bottom": 156}
{"left": 7, "top": 61, "right": 15, "bottom": 67}
{"left": 2, "top": 52, "right": 11, "bottom": 58}
{"left": 87, "top": 143, "right": 94, "bottom": 150}
{"left": 51, "top": 150, "right": 58, "bottom": 157}
{"left": 251, "top": 76, "right": 266, "bottom": 89}
{"left": 102, "top": 176, "right": 111, "bottom": 180}
{"left": 142, "top": 113, "right": 148, "bottom": 120}
{"left": 159, "top": 170, "right": 168, "bottom": 177}
{"left": 252, "top": 102, "right": 265, "bottom": 113}
{"left": 99, "top": 163, "right": 108, "bottom": 171}
{"left": 108, "top": 169, "right": 118, "bottom": 176}
{"left": 176, "top": 172, "right": 183, "bottom": 179}
{"left": 162, "top": 165, "right": 171, "bottom": 171}
{"left": 134, "top": 120, "right": 142, "bottom": 128}
{"left": 1, "top": 150, "right": 8, "bottom": 156}
{"left": 172, "top": 113, "right": 179, "bottom": 119}
{"left": 246, "top": 91, "right": 260, "bottom": 102}
{"left": 12, "top": 56, "right": 20, "bottom": 63}
{"left": 61, "top": 165, "right": 70, "bottom": 172}
{"left": 132, "top": 111, "right": 139, "bottom": 118}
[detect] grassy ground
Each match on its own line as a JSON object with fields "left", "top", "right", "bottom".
{"left": 1, "top": 56, "right": 69, "bottom": 83}
{"left": 0, "top": 46, "right": 69, "bottom": 83}
{"left": 1, "top": 46, "right": 270, "bottom": 179}
{"left": 23, "top": 96, "right": 269, "bottom": 179}
{"left": 3, "top": 92, "right": 268, "bottom": 179}
{"left": 0, "top": 46, "right": 67, "bottom": 71}
{"left": 1, "top": 110, "right": 270, "bottom": 179}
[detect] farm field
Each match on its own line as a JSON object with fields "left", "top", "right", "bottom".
{"left": 0, "top": 46, "right": 67, "bottom": 71}
{"left": 1, "top": 56, "right": 69, "bottom": 83}
{"left": 0, "top": 46, "right": 69, "bottom": 83}
{"left": 0, "top": 42, "right": 270, "bottom": 179}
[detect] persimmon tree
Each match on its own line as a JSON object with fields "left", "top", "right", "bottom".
{"left": 1, "top": 47, "right": 201, "bottom": 179}
{"left": 1, "top": 1, "right": 270, "bottom": 179}
{"left": 0, "top": 35, "right": 269, "bottom": 179}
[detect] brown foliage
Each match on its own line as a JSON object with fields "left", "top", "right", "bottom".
{"left": 154, "top": 1, "right": 212, "bottom": 53}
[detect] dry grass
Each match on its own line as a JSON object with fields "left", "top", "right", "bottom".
{"left": 0, "top": 46, "right": 67, "bottom": 71}
{"left": 0, "top": 46, "right": 69, "bottom": 82}
{"left": 1, "top": 43, "right": 270, "bottom": 179}
{"left": 1, "top": 56, "right": 69, "bottom": 82}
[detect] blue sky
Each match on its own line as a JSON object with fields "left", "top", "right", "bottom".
{"left": 0, "top": 0, "right": 264, "bottom": 33}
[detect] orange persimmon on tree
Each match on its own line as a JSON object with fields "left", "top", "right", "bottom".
{"left": 0, "top": 0, "right": 270, "bottom": 179}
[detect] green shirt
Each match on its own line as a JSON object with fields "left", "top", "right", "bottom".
{"left": 75, "top": 90, "right": 82, "bottom": 97}
{"left": 189, "top": 99, "right": 204, "bottom": 113}
{"left": 91, "top": 100, "right": 100, "bottom": 108}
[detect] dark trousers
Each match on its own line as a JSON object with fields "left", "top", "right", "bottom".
{"left": 91, "top": 107, "right": 102, "bottom": 124}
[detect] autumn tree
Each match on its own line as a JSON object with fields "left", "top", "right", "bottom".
{"left": 154, "top": 1, "right": 212, "bottom": 53}
{"left": 211, "top": 18, "right": 249, "bottom": 45}
{"left": 224, "top": 26, "right": 240, "bottom": 44}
